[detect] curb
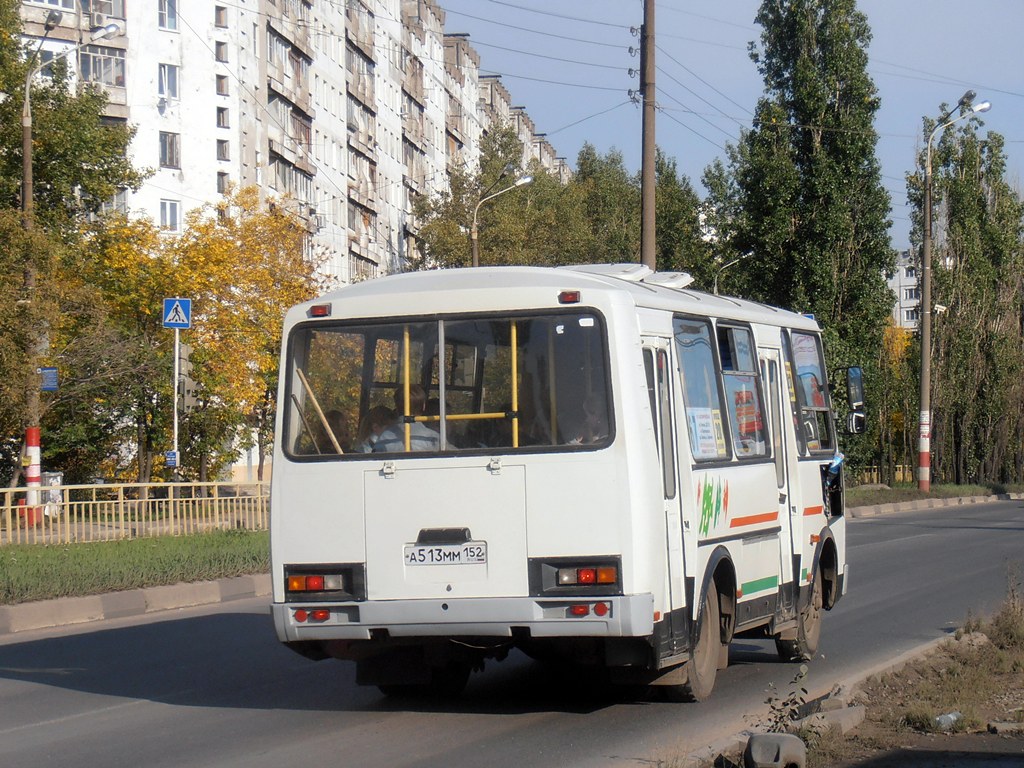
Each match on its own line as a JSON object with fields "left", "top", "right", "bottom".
{"left": 0, "top": 573, "right": 271, "bottom": 637}
{"left": 848, "top": 492, "right": 1024, "bottom": 519}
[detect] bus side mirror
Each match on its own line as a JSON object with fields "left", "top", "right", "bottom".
{"left": 845, "top": 367, "right": 864, "bottom": 411}
{"left": 843, "top": 367, "right": 865, "bottom": 434}
{"left": 846, "top": 411, "right": 866, "bottom": 435}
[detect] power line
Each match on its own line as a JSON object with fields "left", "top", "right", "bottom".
{"left": 656, "top": 44, "right": 753, "bottom": 118}
{"left": 476, "top": 0, "right": 629, "bottom": 29}
{"left": 443, "top": 9, "right": 627, "bottom": 49}
{"left": 658, "top": 108, "right": 727, "bottom": 151}
{"left": 481, "top": 69, "right": 628, "bottom": 93}
{"left": 470, "top": 39, "right": 626, "bottom": 71}
{"left": 547, "top": 101, "right": 634, "bottom": 137}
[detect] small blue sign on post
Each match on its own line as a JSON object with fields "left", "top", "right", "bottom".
{"left": 38, "top": 366, "right": 58, "bottom": 392}
{"left": 165, "top": 450, "right": 178, "bottom": 468}
{"left": 163, "top": 298, "right": 192, "bottom": 329}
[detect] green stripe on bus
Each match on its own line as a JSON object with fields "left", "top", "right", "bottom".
{"left": 741, "top": 575, "right": 779, "bottom": 595}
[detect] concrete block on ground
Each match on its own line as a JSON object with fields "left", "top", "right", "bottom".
{"left": 743, "top": 733, "right": 805, "bottom": 768}
{"left": 101, "top": 590, "right": 147, "bottom": 620}
{"left": 0, "top": 595, "right": 105, "bottom": 634}
{"left": 988, "top": 721, "right": 1024, "bottom": 735}
{"left": 144, "top": 581, "right": 220, "bottom": 613}
{"left": 219, "top": 576, "right": 259, "bottom": 601}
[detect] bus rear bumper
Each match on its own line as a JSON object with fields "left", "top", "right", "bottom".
{"left": 272, "top": 594, "right": 656, "bottom": 643}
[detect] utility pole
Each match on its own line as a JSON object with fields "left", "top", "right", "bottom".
{"left": 639, "top": 0, "right": 656, "bottom": 270}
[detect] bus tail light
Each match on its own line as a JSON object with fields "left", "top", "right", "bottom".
{"left": 567, "top": 602, "right": 611, "bottom": 618}
{"left": 530, "top": 557, "right": 622, "bottom": 596}
{"left": 285, "top": 565, "right": 366, "bottom": 602}
{"left": 557, "top": 566, "right": 618, "bottom": 586}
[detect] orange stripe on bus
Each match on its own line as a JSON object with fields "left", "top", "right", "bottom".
{"left": 730, "top": 511, "right": 779, "bottom": 528}
{"left": 803, "top": 505, "right": 825, "bottom": 516}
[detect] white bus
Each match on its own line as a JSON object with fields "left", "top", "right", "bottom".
{"left": 270, "top": 264, "right": 864, "bottom": 700}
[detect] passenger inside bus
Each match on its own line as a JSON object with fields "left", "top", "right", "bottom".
{"left": 355, "top": 405, "right": 395, "bottom": 453}
{"left": 373, "top": 384, "right": 441, "bottom": 453}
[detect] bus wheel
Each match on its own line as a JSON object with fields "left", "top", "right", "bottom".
{"left": 683, "top": 582, "right": 720, "bottom": 701}
{"left": 775, "top": 567, "right": 823, "bottom": 662}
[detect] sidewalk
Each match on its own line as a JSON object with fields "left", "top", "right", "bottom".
{"left": 0, "top": 573, "right": 270, "bottom": 636}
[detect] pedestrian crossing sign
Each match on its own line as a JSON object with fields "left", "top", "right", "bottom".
{"left": 163, "top": 298, "right": 192, "bottom": 329}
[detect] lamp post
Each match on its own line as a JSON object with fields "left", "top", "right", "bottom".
{"left": 917, "top": 91, "right": 991, "bottom": 492}
{"left": 20, "top": 18, "right": 123, "bottom": 505}
{"left": 470, "top": 175, "right": 532, "bottom": 268}
{"left": 713, "top": 253, "right": 752, "bottom": 295}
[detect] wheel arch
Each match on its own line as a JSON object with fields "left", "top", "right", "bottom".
{"left": 812, "top": 529, "right": 840, "bottom": 610}
{"left": 699, "top": 545, "right": 737, "bottom": 644}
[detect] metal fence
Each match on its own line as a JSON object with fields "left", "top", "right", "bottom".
{"left": 0, "top": 481, "right": 269, "bottom": 546}
{"left": 856, "top": 465, "right": 915, "bottom": 486}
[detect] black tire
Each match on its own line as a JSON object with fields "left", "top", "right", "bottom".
{"left": 776, "top": 567, "right": 823, "bottom": 662}
{"left": 683, "top": 581, "right": 720, "bottom": 701}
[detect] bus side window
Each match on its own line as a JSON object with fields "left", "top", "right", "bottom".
{"left": 717, "top": 325, "right": 768, "bottom": 459}
{"left": 673, "top": 317, "right": 729, "bottom": 461}
{"left": 789, "top": 331, "right": 834, "bottom": 453}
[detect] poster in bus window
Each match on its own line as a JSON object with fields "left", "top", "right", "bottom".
{"left": 688, "top": 407, "right": 721, "bottom": 459}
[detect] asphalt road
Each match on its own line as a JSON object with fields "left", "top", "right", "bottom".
{"left": 1, "top": 500, "right": 1022, "bottom": 768}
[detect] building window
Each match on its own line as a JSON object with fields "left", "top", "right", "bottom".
{"left": 79, "top": 45, "right": 126, "bottom": 87}
{"left": 904, "top": 308, "right": 919, "bottom": 323}
{"left": 905, "top": 265, "right": 917, "bottom": 279}
{"left": 217, "top": 172, "right": 229, "bottom": 193}
{"left": 215, "top": 41, "right": 228, "bottom": 62}
{"left": 30, "top": 0, "right": 74, "bottom": 7}
{"left": 216, "top": 75, "right": 229, "bottom": 95}
{"left": 217, "top": 140, "right": 230, "bottom": 161}
{"left": 216, "top": 107, "right": 230, "bottom": 127}
{"left": 905, "top": 287, "right": 920, "bottom": 301}
{"left": 158, "top": 0, "right": 178, "bottom": 30}
{"left": 83, "top": 0, "right": 126, "bottom": 18}
{"left": 158, "top": 63, "right": 179, "bottom": 99}
{"left": 160, "top": 199, "right": 181, "bottom": 231}
{"left": 159, "top": 131, "right": 181, "bottom": 168}
{"left": 214, "top": 5, "right": 228, "bottom": 26}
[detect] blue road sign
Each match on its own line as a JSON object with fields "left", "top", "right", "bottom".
{"left": 163, "top": 298, "right": 192, "bottom": 329}
{"left": 165, "top": 450, "right": 178, "bottom": 468}
{"left": 39, "top": 367, "right": 58, "bottom": 392}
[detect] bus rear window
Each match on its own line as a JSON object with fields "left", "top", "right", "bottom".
{"left": 283, "top": 312, "right": 612, "bottom": 457}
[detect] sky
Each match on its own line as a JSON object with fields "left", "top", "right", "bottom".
{"left": 437, "top": 0, "right": 1024, "bottom": 251}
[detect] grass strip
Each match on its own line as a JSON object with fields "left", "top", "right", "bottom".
{"left": 0, "top": 530, "right": 269, "bottom": 605}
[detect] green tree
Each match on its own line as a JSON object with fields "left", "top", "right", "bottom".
{"left": 703, "top": 0, "right": 896, "bottom": 476}
{"left": 908, "top": 118, "right": 1024, "bottom": 484}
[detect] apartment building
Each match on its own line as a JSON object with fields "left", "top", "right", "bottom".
{"left": 19, "top": 0, "right": 565, "bottom": 283}
{"left": 888, "top": 249, "right": 921, "bottom": 329}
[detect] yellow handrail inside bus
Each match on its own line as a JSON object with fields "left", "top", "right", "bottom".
{"left": 403, "top": 324, "right": 411, "bottom": 452}
{"left": 511, "top": 320, "right": 519, "bottom": 448}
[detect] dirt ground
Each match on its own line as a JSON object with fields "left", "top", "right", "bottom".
{"left": 805, "top": 632, "right": 1024, "bottom": 767}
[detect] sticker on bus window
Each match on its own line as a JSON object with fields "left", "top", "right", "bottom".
{"left": 579, "top": 317, "right": 595, "bottom": 327}
{"left": 712, "top": 410, "right": 727, "bottom": 454}
{"left": 688, "top": 408, "right": 721, "bottom": 459}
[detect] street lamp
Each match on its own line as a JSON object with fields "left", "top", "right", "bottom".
{"left": 713, "top": 252, "right": 752, "bottom": 295}
{"left": 917, "top": 91, "right": 991, "bottom": 492}
{"left": 470, "top": 175, "right": 532, "bottom": 268}
{"left": 20, "top": 18, "right": 124, "bottom": 506}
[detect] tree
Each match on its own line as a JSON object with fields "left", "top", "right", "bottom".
{"left": 168, "top": 187, "right": 324, "bottom": 481}
{"left": 57, "top": 187, "right": 322, "bottom": 484}
{"left": 702, "top": 0, "right": 897, "bottom": 478}
{"left": 907, "top": 119, "right": 1024, "bottom": 484}
{"left": 0, "top": 0, "right": 145, "bottom": 482}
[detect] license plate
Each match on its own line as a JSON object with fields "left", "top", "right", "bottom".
{"left": 404, "top": 542, "right": 487, "bottom": 566}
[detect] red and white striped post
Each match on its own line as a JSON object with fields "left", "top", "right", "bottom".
{"left": 25, "top": 425, "right": 41, "bottom": 510}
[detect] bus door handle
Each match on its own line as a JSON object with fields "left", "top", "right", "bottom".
{"left": 488, "top": 457, "right": 502, "bottom": 475}
{"left": 381, "top": 461, "right": 396, "bottom": 479}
